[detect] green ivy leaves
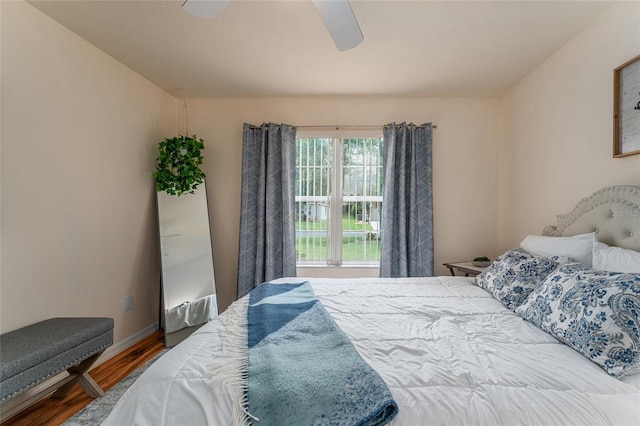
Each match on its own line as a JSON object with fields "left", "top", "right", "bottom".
{"left": 152, "top": 135, "right": 206, "bottom": 196}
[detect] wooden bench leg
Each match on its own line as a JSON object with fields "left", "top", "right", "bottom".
{"left": 1, "top": 351, "right": 105, "bottom": 422}
{"left": 51, "top": 351, "right": 105, "bottom": 399}
{"left": 76, "top": 371, "right": 105, "bottom": 398}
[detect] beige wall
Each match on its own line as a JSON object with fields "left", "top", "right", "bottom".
{"left": 188, "top": 97, "right": 501, "bottom": 311}
{"left": 0, "top": 1, "right": 177, "bottom": 341}
{"left": 498, "top": 2, "right": 640, "bottom": 252}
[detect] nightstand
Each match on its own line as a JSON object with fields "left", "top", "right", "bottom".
{"left": 443, "top": 261, "right": 486, "bottom": 277}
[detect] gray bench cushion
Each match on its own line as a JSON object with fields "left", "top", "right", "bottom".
{"left": 0, "top": 317, "right": 113, "bottom": 401}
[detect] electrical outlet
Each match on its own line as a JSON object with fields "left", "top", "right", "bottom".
{"left": 124, "top": 295, "right": 133, "bottom": 311}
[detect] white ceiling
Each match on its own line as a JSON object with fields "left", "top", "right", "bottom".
{"left": 27, "top": 0, "right": 616, "bottom": 98}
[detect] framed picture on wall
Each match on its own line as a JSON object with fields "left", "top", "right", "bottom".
{"left": 613, "top": 54, "right": 640, "bottom": 157}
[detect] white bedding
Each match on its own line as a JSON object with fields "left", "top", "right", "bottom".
{"left": 104, "top": 277, "right": 640, "bottom": 425}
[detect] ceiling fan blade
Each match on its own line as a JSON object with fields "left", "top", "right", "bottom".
{"left": 182, "top": 0, "right": 232, "bottom": 19}
{"left": 312, "top": 0, "right": 363, "bottom": 51}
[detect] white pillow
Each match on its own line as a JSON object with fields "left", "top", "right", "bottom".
{"left": 593, "top": 241, "right": 640, "bottom": 273}
{"left": 520, "top": 232, "right": 595, "bottom": 268}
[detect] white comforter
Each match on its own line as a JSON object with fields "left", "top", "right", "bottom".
{"left": 104, "top": 277, "right": 640, "bottom": 425}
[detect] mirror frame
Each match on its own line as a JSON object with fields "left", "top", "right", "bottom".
{"left": 156, "top": 181, "right": 217, "bottom": 347}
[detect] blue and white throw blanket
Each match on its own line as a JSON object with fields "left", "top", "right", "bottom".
{"left": 212, "top": 282, "right": 398, "bottom": 426}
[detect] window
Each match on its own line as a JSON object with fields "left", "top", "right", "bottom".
{"left": 295, "top": 131, "right": 383, "bottom": 266}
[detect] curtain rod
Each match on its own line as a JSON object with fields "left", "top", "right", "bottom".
{"left": 247, "top": 123, "right": 437, "bottom": 130}
{"left": 296, "top": 123, "right": 437, "bottom": 130}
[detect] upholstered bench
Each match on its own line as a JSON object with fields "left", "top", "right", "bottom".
{"left": 0, "top": 317, "right": 114, "bottom": 420}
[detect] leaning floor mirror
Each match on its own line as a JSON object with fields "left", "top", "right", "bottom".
{"left": 156, "top": 182, "right": 218, "bottom": 347}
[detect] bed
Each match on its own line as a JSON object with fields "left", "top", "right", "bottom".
{"left": 104, "top": 185, "right": 640, "bottom": 426}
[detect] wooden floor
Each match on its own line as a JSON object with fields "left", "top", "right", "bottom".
{"left": 2, "top": 330, "right": 166, "bottom": 426}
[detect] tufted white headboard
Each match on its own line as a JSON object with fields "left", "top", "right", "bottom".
{"left": 542, "top": 185, "right": 640, "bottom": 252}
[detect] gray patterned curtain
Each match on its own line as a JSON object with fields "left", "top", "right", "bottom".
{"left": 237, "top": 123, "right": 297, "bottom": 298}
{"left": 380, "top": 122, "right": 434, "bottom": 277}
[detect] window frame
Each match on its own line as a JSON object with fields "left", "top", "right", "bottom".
{"left": 295, "top": 129, "right": 384, "bottom": 267}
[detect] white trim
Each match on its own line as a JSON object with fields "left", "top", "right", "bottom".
{"left": 295, "top": 133, "right": 384, "bottom": 267}
{"left": 94, "top": 322, "right": 160, "bottom": 367}
{"left": 330, "top": 137, "right": 344, "bottom": 266}
{"left": 296, "top": 128, "right": 383, "bottom": 139}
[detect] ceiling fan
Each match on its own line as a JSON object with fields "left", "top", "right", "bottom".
{"left": 181, "top": 0, "right": 364, "bottom": 51}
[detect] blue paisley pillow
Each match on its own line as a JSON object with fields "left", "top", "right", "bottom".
{"left": 474, "top": 248, "right": 564, "bottom": 311}
{"left": 516, "top": 263, "right": 640, "bottom": 378}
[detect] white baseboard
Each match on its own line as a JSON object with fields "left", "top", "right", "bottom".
{"left": 94, "top": 321, "right": 160, "bottom": 367}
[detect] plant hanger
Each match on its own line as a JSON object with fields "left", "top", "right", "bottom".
{"left": 153, "top": 90, "right": 206, "bottom": 196}
{"left": 178, "top": 89, "right": 193, "bottom": 138}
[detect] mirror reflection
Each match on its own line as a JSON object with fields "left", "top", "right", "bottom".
{"left": 157, "top": 182, "right": 217, "bottom": 347}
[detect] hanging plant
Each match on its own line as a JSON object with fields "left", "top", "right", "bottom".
{"left": 152, "top": 135, "right": 206, "bottom": 196}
